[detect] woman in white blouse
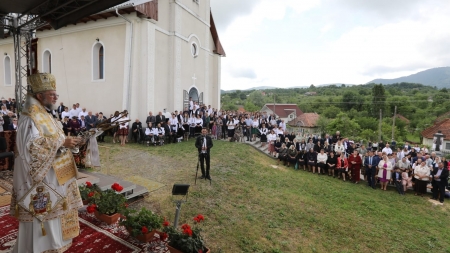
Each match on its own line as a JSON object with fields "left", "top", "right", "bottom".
{"left": 316, "top": 149, "right": 328, "bottom": 175}
{"left": 334, "top": 140, "right": 345, "bottom": 154}
{"left": 377, "top": 154, "right": 393, "bottom": 191}
{"left": 267, "top": 129, "right": 277, "bottom": 157}
{"left": 117, "top": 111, "right": 129, "bottom": 146}
{"left": 414, "top": 160, "right": 430, "bottom": 197}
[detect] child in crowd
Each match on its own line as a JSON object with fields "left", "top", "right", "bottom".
{"left": 402, "top": 168, "right": 413, "bottom": 193}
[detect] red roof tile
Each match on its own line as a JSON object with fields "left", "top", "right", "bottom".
{"left": 288, "top": 113, "right": 319, "bottom": 127}
{"left": 421, "top": 118, "right": 450, "bottom": 140}
{"left": 263, "top": 104, "right": 303, "bottom": 118}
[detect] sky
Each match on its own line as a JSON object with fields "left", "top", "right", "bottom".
{"left": 210, "top": 0, "right": 450, "bottom": 90}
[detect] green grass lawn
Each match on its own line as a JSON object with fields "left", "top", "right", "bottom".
{"left": 100, "top": 139, "right": 450, "bottom": 253}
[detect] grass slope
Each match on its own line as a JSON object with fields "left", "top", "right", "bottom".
{"left": 99, "top": 140, "right": 450, "bottom": 253}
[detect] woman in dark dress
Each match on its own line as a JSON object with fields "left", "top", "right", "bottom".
{"left": 286, "top": 145, "right": 298, "bottom": 167}
{"left": 259, "top": 123, "right": 268, "bottom": 148}
{"left": 277, "top": 143, "right": 288, "bottom": 165}
{"left": 306, "top": 148, "right": 317, "bottom": 173}
{"left": 297, "top": 149, "right": 307, "bottom": 171}
{"left": 327, "top": 152, "right": 338, "bottom": 177}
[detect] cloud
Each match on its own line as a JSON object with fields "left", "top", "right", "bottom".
{"left": 210, "top": 0, "right": 262, "bottom": 31}
{"left": 229, "top": 67, "right": 257, "bottom": 79}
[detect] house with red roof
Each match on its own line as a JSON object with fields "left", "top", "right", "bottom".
{"left": 421, "top": 118, "right": 450, "bottom": 152}
{"left": 260, "top": 104, "right": 303, "bottom": 123}
{"left": 287, "top": 113, "right": 320, "bottom": 134}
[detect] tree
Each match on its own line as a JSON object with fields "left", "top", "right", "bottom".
{"left": 244, "top": 101, "right": 259, "bottom": 112}
{"left": 239, "top": 93, "right": 247, "bottom": 100}
{"left": 342, "top": 91, "right": 364, "bottom": 111}
{"left": 326, "top": 112, "right": 361, "bottom": 138}
{"left": 222, "top": 104, "right": 238, "bottom": 111}
{"left": 248, "top": 90, "right": 264, "bottom": 108}
{"left": 372, "top": 84, "right": 386, "bottom": 118}
{"left": 316, "top": 116, "right": 330, "bottom": 135}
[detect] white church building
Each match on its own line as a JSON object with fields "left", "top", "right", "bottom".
{"left": 0, "top": 0, "right": 225, "bottom": 120}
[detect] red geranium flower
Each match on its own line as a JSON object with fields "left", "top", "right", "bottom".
{"left": 86, "top": 204, "right": 96, "bottom": 213}
{"left": 111, "top": 183, "right": 124, "bottom": 192}
{"left": 196, "top": 214, "right": 204, "bottom": 221}
{"left": 88, "top": 192, "right": 95, "bottom": 198}
{"left": 86, "top": 181, "right": 92, "bottom": 188}
{"left": 142, "top": 226, "right": 148, "bottom": 234}
{"left": 163, "top": 217, "right": 170, "bottom": 227}
{"left": 123, "top": 203, "right": 129, "bottom": 208}
{"left": 183, "top": 227, "right": 193, "bottom": 236}
{"left": 181, "top": 224, "right": 191, "bottom": 230}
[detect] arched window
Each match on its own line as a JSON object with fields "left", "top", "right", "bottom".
{"left": 42, "top": 50, "right": 52, "bottom": 73}
{"left": 4, "top": 56, "right": 12, "bottom": 86}
{"left": 92, "top": 42, "right": 104, "bottom": 81}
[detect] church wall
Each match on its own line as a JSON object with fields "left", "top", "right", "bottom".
{"left": 0, "top": 40, "right": 15, "bottom": 98}
{"left": 154, "top": 28, "right": 171, "bottom": 114}
{"left": 35, "top": 23, "right": 127, "bottom": 115}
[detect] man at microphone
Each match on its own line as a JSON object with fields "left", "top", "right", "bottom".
{"left": 195, "top": 128, "right": 214, "bottom": 180}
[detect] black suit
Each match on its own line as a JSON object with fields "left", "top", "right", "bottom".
{"left": 155, "top": 115, "right": 165, "bottom": 125}
{"left": 365, "top": 155, "right": 379, "bottom": 188}
{"left": 195, "top": 134, "right": 214, "bottom": 179}
{"left": 57, "top": 105, "right": 65, "bottom": 119}
{"left": 431, "top": 167, "right": 449, "bottom": 202}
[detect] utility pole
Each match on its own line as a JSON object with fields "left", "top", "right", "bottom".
{"left": 392, "top": 106, "right": 397, "bottom": 141}
{"left": 378, "top": 109, "right": 382, "bottom": 141}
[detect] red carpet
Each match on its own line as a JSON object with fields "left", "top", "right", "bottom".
{"left": 0, "top": 205, "right": 167, "bottom": 252}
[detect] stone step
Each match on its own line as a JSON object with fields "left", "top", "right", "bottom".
{"left": 80, "top": 170, "right": 149, "bottom": 200}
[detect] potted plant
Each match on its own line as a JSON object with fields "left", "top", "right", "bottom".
{"left": 120, "top": 207, "right": 164, "bottom": 243}
{"left": 78, "top": 181, "right": 100, "bottom": 205}
{"left": 87, "top": 182, "right": 127, "bottom": 224}
{"left": 162, "top": 214, "right": 210, "bottom": 253}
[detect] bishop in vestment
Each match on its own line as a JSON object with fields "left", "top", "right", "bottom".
{"left": 10, "top": 73, "right": 83, "bottom": 253}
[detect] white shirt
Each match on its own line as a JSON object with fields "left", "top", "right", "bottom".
{"left": 317, "top": 153, "right": 328, "bottom": 163}
{"left": 69, "top": 109, "right": 78, "bottom": 118}
{"left": 189, "top": 101, "right": 194, "bottom": 110}
{"left": 61, "top": 111, "right": 70, "bottom": 119}
{"left": 78, "top": 111, "right": 88, "bottom": 118}
{"left": 382, "top": 147, "right": 393, "bottom": 155}
{"left": 201, "top": 136, "right": 207, "bottom": 154}
{"left": 118, "top": 117, "right": 129, "bottom": 129}
{"left": 157, "top": 127, "right": 165, "bottom": 135}
{"left": 279, "top": 122, "right": 286, "bottom": 131}
{"left": 169, "top": 117, "right": 178, "bottom": 131}
{"left": 145, "top": 127, "right": 156, "bottom": 135}
{"left": 267, "top": 133, "right": 277, "bottom": 143}
{"left": 195, "top": 118, "right": 203, "bottom": 126}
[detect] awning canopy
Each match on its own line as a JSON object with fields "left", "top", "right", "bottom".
{"left": 0, "top": 0, "right": 129, "bottom": 30}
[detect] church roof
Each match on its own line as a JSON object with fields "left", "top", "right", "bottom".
{"left": 210, "top": 12, "right": 226, "bottom": 56}
{"left": 421, "top": 118, "right": 450, "bottom": 140}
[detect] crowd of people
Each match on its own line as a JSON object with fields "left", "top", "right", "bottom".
{"left": 0, "top": 98, "right": 19, "bottom": 131}
{"left": 271, "top": 131, "right": 449, "bottom": 203}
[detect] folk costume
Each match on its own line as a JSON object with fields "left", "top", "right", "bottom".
{"left": 11, "top": 73, "right": 83, "bottom": 253}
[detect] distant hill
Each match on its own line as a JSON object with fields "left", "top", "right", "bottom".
{"left": 367, "top": 67, "right": 450, "bottom": 89}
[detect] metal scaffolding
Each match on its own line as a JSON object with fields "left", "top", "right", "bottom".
{"left": 2, "top": 14, "right": 47, "bottom": 112}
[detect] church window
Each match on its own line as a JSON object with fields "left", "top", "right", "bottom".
{"left": 43, "top": 50, "right": 52, "bottom": 73}
{"left": 4, "top": 56, "right": 12, "bottom": 86}
{"left": 92, "top": 42, "right": 105, "bottom": 81}
{"left": 191, "top": 42, "right": 198, "bottom": 58}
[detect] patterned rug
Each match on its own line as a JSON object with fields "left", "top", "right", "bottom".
{"left": 0, "top": 170, "right": 13, "bottom": 194}
{"left": 0, "top": 206, "right": 168, "bottom": 253}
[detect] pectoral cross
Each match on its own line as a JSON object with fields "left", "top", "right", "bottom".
{"left": 192, "top": 74, "right": 197, "bottom": 85}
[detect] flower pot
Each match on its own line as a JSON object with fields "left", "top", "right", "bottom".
{"left": 167, "top": 245, "right": 210, "bottom": 253}
{"left": 126, "top": 227, "right": 157, "bottom": 243}
{"left": 94, "top": 210, "right": 121, "bottom": 224}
